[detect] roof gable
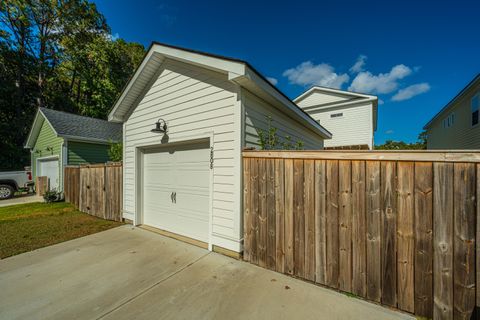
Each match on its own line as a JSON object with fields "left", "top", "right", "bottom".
{"left": 108, "top": 41, "right": 332, "bottom": 139}
{"left": 24, "top": 109, "right": 57, "bottom": 148}
{"left": 25, "top": 108, "right": 122, "bottom": 148}
{"left": 294, "top": 86, "right": 377, "bottom": 109}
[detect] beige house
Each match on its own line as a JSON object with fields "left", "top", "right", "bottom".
{"left": 424, "top": 74, "right": 480, "bottom": 149}
{"left": 294, "top": 86, "right": 378, "bottom": 149}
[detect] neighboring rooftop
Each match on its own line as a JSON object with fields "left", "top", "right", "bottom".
{"left": 25, "top": 108, "right": 122, "bottom": 148}
{"left": 40, "top": 107, "right": 122, "bottom": 142}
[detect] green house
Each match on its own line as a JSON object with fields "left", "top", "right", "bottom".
{"left": 24, "top": 108, "right": 122, "bottom": 192}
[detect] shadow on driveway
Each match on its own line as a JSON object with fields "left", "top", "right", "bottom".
{"left": 0, "top": 226, "right": 413, "bottom": 320}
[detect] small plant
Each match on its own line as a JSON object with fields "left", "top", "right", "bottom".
{"left": 43, "top": 189, "right": 62, "bottom": 203}
{"left": 257, "top": 116, "right": 305, "bottom": 150}
{"left": 108, "top": 141, "right": 123, "bottom": 162}
{"left": 258, "top": 116, "right": 279, "bottom": 150}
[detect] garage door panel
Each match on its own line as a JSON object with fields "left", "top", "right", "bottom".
{"left": 142, "top": 140, "right": 210, "bottom": 243}
{"left": 39, "top": 159, "right": 59, "bottom": 190}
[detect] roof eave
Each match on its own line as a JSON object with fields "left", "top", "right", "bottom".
{"left": 294, "top": 86, "right": 378, "bottom": 104}
{"left": 61, "top": 134, "right": 119, "bottom": 144}
{"left": 424, "top": 73, "right": 480, "bottom": 129}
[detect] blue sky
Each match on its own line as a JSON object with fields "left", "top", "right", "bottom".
{"left": 94, "top": 0, "right": 480, "bottom": 144}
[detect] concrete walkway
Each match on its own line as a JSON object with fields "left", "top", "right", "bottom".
{"left": 0, "top": 226, "right": 413, "bottom": 320}
{"left": 0, "top": 194, "right": 43, "bottom": 207}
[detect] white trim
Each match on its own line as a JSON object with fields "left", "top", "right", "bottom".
{"left": 24, "top": 109, "right": 42, "bottom": 149}
{"left": 133, "top": 132, "right": 215, "bottom": 251}
{"left": 294, "top": 86, "right": 377, "bottom": 103}
{"left": 122, "top": 122, "right": 126, "bottom": 219}
{"left": 36, "top": 155, "right": 60, "bottom": 191}
{"left": 232, "top": 84, "right": 244, "bottom": 248}
{"left": 25, "top": 109, "right": 59, "bottom": 149}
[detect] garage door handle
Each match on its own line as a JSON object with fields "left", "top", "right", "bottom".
{"left": 170, "top": 192, "right": 174, "bottom": 203}
{"left": 173, "top": 192, "right": 176, "bottom": 203}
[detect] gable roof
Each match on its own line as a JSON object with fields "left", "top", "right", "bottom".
{"left": 294, "top": 86, "right": 378, "bottom": 107}
{"left": 108, "top": 41, "right": 332, "bottom": 139}
{"left": 424, "top": 73, "right": 480, "bottom": 129}
{"left": 25, "top": 108, "right": 122, "bottom": 148}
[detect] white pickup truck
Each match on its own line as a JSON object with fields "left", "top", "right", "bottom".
{"left": 0, "top": 169, "right": 34, "bottom": 200}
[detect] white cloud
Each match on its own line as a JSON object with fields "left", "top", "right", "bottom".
{"left": 350, "top": 55, "right": 367, "bottom": 73}
{"left": 266, "top": 77, "right": 278, "bottom": 85}
{"left": 385, "top": 130, "right": 394, "bottom": 134}
{"left": 348, "top": 64, "right": 412, "bottom": 94}
{"left": 283, "top": 61, "right": 349, "bottom": 89}
{"left": 391, "top": 83, "right": 430, "bottom": 101}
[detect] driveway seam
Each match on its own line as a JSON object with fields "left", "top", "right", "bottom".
{"left": 95, "top": 252, "right": 210, "bottom": 320}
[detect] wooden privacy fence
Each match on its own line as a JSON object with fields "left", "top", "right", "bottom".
{"left": 242, "top": 150, "right": 480, "bottom": 319}
{"left": 64, "top": 163, "right": 122, "bottom": 221}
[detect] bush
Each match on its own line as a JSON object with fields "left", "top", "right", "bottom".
{"left": 258, "top": 116, "right": 305, "bottom": 150}
{"left": 108, "top": 141, "right": 123, "bottom": 161}
{"left": 43, "top": 189, "right": 62, "bottom": 203}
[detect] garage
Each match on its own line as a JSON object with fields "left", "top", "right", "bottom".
{"left": 38, "top": 157, "right": 59, "bottom": 190}
{"left": 108, "top": 42, "right": 331, "bottom": 253}
{"left": 142, "top": 140, "right": 211, "bottom": 244}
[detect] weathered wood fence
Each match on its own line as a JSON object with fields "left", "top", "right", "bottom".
{"left": 242, "top": 150, "right": 480, "bottom": 319}
{"left": 64, "top": 163, "right": 122, "bottom": 221}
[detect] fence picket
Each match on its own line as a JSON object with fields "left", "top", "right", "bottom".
{"left": 242, "top": 152, "right": 479, "bottom": 318}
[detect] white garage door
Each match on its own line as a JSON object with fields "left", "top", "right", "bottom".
{"left": 142, "top": 140, "right": 211, "bottom": 243}
{"left": 39, "top": 158, "right": 59, "bottom": 190}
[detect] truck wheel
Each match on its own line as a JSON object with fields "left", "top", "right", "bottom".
{"left": 0, "top": 185, "right": 14, "bottom": 200}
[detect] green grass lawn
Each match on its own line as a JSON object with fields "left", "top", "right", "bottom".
{"left": 0, "top": 202, "right": 123, "bottom": 259}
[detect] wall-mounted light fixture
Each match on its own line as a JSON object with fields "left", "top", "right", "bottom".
{"left": 151, "top": 118, "right": 167, "bottom": 133}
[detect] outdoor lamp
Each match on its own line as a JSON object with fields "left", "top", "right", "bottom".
{"left": 151, "top": 118, "right": 167, "bottom": 133}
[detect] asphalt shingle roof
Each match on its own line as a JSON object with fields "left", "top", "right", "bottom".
{"left": 40, "top": 107, "right": 122, "bottom": 142}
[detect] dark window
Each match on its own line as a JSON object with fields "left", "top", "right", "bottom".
{"left": 473, "top": 110, "right": 479, "bottom": 126}
{"left": 330, "top": 113, "right": 343, "bottom": 118}
{"left": 472, "top": 94, "right": 479, "bottom": 126}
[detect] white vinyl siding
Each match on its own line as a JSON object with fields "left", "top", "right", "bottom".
{"left": 243, "top": 90, "right": 324, "bottom": 149}
{"left": 307, "top": 102, "right": 374, "bottom": 149}
{"left": 123, "top": 59, "right": 238, "bottom": 245}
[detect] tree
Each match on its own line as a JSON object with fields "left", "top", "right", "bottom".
{"left": 0, "top": 0, "right": 145, "bottom": 170}
{"left": 375, "top": 130, "right": 427, "bottom": 150}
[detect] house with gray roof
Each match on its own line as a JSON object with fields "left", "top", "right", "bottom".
{"left": 24, "top": 107, "right": 122, "bottom": 192}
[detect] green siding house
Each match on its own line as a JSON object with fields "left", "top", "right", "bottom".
{"left": 24, "top": 108, "right": 122, "bottom": 192}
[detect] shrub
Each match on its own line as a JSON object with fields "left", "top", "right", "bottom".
{"left": 258, "top": 116, "right": 304, "bottom": 150}
{"left": 43, "top": 189, "right": 62, "bottom": 203}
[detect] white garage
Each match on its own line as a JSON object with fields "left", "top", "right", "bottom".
{"left": 142, "top": 140, "right": 211, "bottom": 243}
{"left": 108, "top": 42, "right": 331, "bottom": 253}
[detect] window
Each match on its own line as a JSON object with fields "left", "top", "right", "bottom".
{"left": 472, "top": 94, "right": 479, "bottom": 126}
{"left": 330, "top": 112, "right": 343, "bottom": 118}
{"left": 442, "top": 112, "right": 455, "bottom": 128}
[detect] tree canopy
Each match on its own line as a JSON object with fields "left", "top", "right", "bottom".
{"left": 0, "top": 0, "right": 145, "bottom": 170}
{"left": 375, "top": 131, "right": 427, "bottom": 150}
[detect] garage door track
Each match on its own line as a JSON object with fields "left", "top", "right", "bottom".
{"left": 0, "top": 226, "right": 413, "bottom": 320}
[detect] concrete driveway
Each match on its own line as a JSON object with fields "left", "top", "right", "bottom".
{"left": 0, "top": 194, "right": 43, "bottom": 207}
{"left": 0, "top": 226, "right": 413, "bottom": 320}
